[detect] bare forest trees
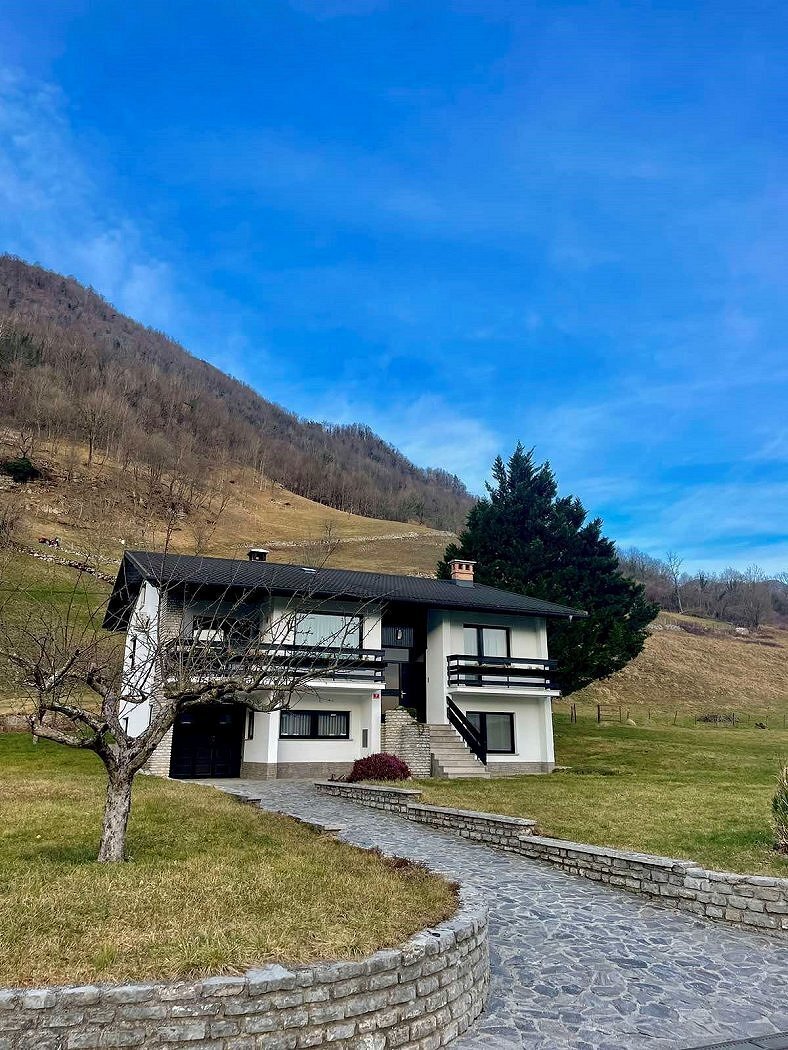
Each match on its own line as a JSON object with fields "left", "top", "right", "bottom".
{"left": 0, "top": 542, "right": 382, "bottom": 863}
{"left": 0, "top": 257, "right": 472, "bottom": 529}
{"left": 618, "top": 546, "right": 786, "bottom": 629}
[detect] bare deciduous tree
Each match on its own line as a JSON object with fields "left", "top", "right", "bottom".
{"left": 739, "top": 564, "right": 771, "bottom": 630}
{"left": 665, "top": 551, "right": 684, "bottom": 614}
{"left": 0, "top": 543, "right": 383, "bottom": 863}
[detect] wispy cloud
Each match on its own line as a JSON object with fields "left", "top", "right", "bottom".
{"left": 0, "top": 69, "right": 179, "bottom": 331}
{"left": 373, "top": 395, "right": 500, "bottom": 491}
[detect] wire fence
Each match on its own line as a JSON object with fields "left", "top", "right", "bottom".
{"left": 558, "top": 702, "right": 788, "bottom": 730}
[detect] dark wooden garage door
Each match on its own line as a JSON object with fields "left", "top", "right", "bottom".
{"left": 169, "top": 705, "right": 245, "bottom": 779}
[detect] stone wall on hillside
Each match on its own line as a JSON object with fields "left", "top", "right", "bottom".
{"left": 0, "top": 893, "right": 489, "bottom": 1050}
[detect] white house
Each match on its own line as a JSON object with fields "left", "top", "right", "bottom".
{"left": 104, "top": 549, "right": 585, "bottom": 779}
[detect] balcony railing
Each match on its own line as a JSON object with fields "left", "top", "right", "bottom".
{"left": 447, "top": 654, "right": 557, "bottom": 690}
{"left": 163, "top": 641, "right": 385, "bottom": 684}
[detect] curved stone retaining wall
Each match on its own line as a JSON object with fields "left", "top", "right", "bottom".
{"left": 316, "top": 781, "right": 788, "bottom": 937}
{"left": 0, "top": 893, "right": 489, "bottom": 1050}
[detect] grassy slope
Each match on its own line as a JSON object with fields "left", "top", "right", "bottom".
{"left": 416, "top": 714, "right": 788, "bottom": 877}
{"left": 572, "top": 612, "right": 788, "bottom": 718}
{"left": 0, "top": 437, "right": 451, "bottom": 576}
{"left": 0, "top": 735, "right": 456, "bottom": 987}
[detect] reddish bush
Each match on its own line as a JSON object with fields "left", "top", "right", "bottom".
{"left": 346, "top": 752, "right": 411, "bottom": 783}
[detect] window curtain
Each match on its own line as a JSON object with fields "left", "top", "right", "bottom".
{"left": 317, "top": 712, "right": 349, "bottom": 737}
{"left": 295, "top": 613, "right": 361, "bottom": 649}
{"left": 280, "top": 711, "right": 312, "bottom": 737}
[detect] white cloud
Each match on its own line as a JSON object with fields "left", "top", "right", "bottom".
{"left": 0, "top": 68, "right": 178, "bottom": 331}
{"left": 370, "top": 395, "right": 500, "bottom": 491}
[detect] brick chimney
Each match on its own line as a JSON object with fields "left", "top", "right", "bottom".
{"left": 449, "top": 558, "right": 475, "bottom": 586}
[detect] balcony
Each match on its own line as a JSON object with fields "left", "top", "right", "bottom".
{"left": 163, "top": 641, "right": 385, "bottom": 685}
{"left": 447, "top": 654, "right": 557, "bottom": 691}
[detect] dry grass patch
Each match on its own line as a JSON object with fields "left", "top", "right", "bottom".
{"left": 415, "top": 714, "right": 788, "bottom": 878}
{"left": 574, "top": 612, "right": 788, "bottom": 716}
{"left": 0, "top": 735, "right": 456, "bottom": 987}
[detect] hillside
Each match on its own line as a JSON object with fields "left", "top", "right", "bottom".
{"left": 0, "top": 440, "right": 453, "bottom": 577}
{"left": 572, "top": 612, "right": 788, "bottom": 720}
{"left": 0, "top": 255, "right": 472, "bottom": 530}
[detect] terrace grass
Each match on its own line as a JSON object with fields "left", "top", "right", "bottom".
{"left": 414, "top": 713, "right": 788, "bottom": 878}
{"left": 0, "top": 734, "right": 456, "bottom": 988}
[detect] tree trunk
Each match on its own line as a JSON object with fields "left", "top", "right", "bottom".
{"left": 98, "top": 772, "right": 133, "bottom": 862}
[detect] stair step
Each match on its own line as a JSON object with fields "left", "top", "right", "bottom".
{"left": 426, "top": 722, "right": 490, "bottom": 779}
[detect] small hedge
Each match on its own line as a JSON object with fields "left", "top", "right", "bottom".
{"left": 347, "top": 753, "right": 411, "bottom": 783}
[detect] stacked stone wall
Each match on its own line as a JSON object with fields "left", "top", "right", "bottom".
{"left": 0, "top": 894, "right": 489, "bottom": 1050}
{"left": 315, "top": 784, "right": 536, "bottom": 851}
{"left": 315, "top": 782, "right": 788, "bottom": 936}
{"left": 381, "top": 709, "right": 432, "bottom": 777}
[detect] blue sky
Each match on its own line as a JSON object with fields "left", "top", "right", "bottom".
{"left": 1, "top": 1, "right": 786, "bottom": 572}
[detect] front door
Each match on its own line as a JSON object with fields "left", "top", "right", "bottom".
{"left": 169, "top": 704, "right": 244, "bottom": 779}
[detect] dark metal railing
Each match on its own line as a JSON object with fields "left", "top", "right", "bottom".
{"left": 446, "top": 696, "right": 486, "bottom": 764}
{"left": 163, "top": 641, "right": 385, "bottom": 683}
{"left": 447, "top": 654, "right": 557, "bottom": 690}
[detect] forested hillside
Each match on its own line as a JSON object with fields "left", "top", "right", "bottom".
{"left": 0, "top": 256, "right": 472, "bottom": 530}
{"left": 618, "top": 547, "right": 788, "bottom": 629}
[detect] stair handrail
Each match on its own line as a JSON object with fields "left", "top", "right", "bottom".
{"left": 446, "top": 696, "right": 487, "bottom": 765}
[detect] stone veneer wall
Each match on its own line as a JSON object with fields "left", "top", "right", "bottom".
{"left": 315, "top": 782, "right": 788, "bottom": 937}
{"left": 316, "top": 783, "right": 537, "bottom": 852}
{"left": 381, "top": 709, "right": 432, "bottom": 777}
{"left": 0, "top": 894, "right": 489, "bottom": 1050}
{"left": 241, "top": 761, "right": 353, "bottom": 780}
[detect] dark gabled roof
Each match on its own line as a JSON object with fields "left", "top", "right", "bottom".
{"left": 103, "top": 550, "right": 587, "bottom": 631}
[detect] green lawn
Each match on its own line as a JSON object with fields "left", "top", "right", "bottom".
{"left": 415, "top": 713, "right": 788, "bottom": 878}
{"left": 0, "top": 735, "right": 456, "bottom": 988}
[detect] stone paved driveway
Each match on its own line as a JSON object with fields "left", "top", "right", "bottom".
{"left": 205, "top": 779, "right": 788, "bottom": 1050}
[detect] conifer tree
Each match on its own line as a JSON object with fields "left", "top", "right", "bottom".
{"left": 439, "top": 445, "right": 657, "bottom": 695}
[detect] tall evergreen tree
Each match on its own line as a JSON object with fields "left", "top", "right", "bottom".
{"left": 439, "top": 445, "right": 658, "bottom": 695}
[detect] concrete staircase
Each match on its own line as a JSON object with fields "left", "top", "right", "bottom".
{"left": 428, "top": 723, "right": 490, "bottom": 779}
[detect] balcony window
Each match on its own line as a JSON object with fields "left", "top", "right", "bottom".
{"left": 463, "top": 625, "right": 509, "bottom": 658}
{"left": 467, "top": 711, "right": 515, "bottom": 754}
{"left": 279, "top": 710, "right": 350, "bottom": 739}
{"left": 192, "top": 616, "right": 259, "bottom": 648}
{"left": 294, "top": 612, "right": 362, "bottom": 650}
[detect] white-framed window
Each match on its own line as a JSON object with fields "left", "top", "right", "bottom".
{"left": 467, "top": 711, "right": 515, "bottom": 754}
{"left": 293, "top": 612, "right": 362, "bottom": 649}
{"left": 279, "top": 710, "right": 350, "bottom": 739}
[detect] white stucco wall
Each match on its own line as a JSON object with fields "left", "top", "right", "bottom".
{"left": 120, "top": 582, "right": 161, "bottom": 736}
{"left": 450, "top": 693, "right": 555, "bottom": 766}
{"left": 424, "top": 608, "right": 556, "bottom": 767}
{"left": 242, "top": 690, "right": 381, "bottom": 768}
{"left": 425, "top": 609, "right": 550, "bottom": 723}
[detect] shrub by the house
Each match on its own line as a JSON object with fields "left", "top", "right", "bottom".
{"left": 347, "top": 753, "right": 411, "bottom": 783}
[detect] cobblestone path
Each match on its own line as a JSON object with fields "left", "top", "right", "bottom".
{"left": 207, "top": 779, "right": 788, "bottom": 1050}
